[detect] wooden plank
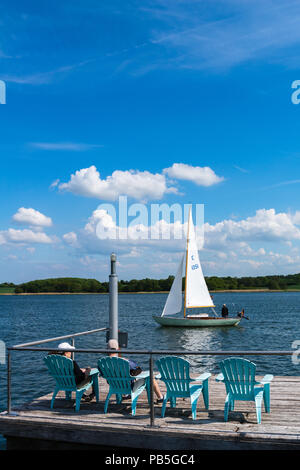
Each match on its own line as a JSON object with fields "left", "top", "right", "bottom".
{"left": 0, "top": 375, "right": 300, "bottom": 450}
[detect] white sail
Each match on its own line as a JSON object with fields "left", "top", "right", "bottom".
{"left": 161, "top": 255, "right": 184, "bottom": 316}
{"left": 185, "top": 211, "right": 214, "bottom": 309}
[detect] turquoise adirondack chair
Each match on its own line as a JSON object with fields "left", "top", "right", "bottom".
{"left": 98, "top": 357, "right": 150, "bottom": 416}
{"left": 44, "top": 354, "right": 99, "bottom": 412}
{"left": 155, "top": 356, "right": 211, "bottom": 420}
{"left": 216, "top": 357, "right": 273, "bottom": 424}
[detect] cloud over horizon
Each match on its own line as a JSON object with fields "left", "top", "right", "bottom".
{"left": 0, "top": 228, "right": 53, "bottom": 245}
{"left": 61, "top": 206, "right": 300, "bottom": 278}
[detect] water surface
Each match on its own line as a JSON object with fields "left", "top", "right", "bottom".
{"left": 0, "top": 292, "right": 299, "bottom": 448}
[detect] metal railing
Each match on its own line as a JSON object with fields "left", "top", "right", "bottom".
{"left": 12, "top": 327, "right": 108, "bottom": 348}
{"left": 6, "top": 329, "right": 294, "bottom": 427}
{"left": 6, "top": 327, "right": 108, "bottom": 418}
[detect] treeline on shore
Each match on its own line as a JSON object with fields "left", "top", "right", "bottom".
{"left": 1, "top": 272, "right": 300, "bottom": 294}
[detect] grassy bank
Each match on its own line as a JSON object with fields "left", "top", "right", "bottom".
{"left": 0, "top": 287, "right": 16, "bottom": 294}
{"left": 1, "top": 274, "right": 300, "bottom": 295}
{"left": 1, "top": 289, "right": 300, "bottom": 295}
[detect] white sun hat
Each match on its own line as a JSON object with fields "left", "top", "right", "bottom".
{"left": 57, "top": 342, "right": 75, "bottom": 351}
{"left": 107, "top": 339, "right": 119, "bottom": 350}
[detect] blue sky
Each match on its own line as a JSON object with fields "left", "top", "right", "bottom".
{"left": 1, "top": 0, "right": 300, "bottom": 283}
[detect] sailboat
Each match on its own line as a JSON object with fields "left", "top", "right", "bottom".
{"left": 153, "top": 209, "right": 241, "bottom": 327}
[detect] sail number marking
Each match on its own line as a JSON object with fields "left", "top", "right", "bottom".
{"left": 190, "top": 255, "right": 199, "bottom": 270}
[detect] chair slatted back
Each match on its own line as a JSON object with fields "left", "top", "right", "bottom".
{"left": 98, "top": 357, "right": 132, "bottom": 394}
{"left": 44, "top": 355, "right": 76, "bottom": 390}
{"left": 219, "top": 357, "right": 256, "bottom": 400}
{"left": 156, "top": 356, "right": 191, "bottom": 396}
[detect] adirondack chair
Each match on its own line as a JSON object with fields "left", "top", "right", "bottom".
{"left": 98, "top": 357, "right": 150, "bottom": 416}
{"left": 216, "top": 357, "right": 273, "bottom": 424}
{"left": 44, "top": 354, "right": 99, "bottom": 412}
{"left": 155, "top": 356, "right": 211, "bottom": 420}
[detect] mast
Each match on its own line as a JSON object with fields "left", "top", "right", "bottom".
{"left": 183, "top": 207, "right": 191, "bottom": 318}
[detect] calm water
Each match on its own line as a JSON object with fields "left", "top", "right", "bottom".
{"left": 0, "top": 291, "right": 300, "bottom": 448}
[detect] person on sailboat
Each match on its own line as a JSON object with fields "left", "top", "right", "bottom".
{"left": 237, "top": 308, "right": 244, "bottom": 318}
{"left": 105, "top": 339, "right": 164, "bottom": 404}
{"left": 237, "top": 308, "right": 249, "bottom": 319}
{"left": 221, "top": 304, "right": 229, "bottom": 318}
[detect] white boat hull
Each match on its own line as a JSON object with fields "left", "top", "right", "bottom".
{"left": 153, "top": 315, "right": 241, "bottom": 327}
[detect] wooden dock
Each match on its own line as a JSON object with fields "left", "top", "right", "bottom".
{"left": 1, "top": 375, "right": 300, "bottom": 451}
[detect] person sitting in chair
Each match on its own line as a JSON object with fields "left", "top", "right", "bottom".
{"left": 106, "top": 339, "right": 164, "bottom": 404}
{"left": 56, "top": 342, "right": 96, "bottom": 402}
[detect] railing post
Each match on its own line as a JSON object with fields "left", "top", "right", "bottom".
{"left": 149, "top": 353, "right": 155, "bottom": 427}
{"left": 7, "top": 350, "right": 11, "bottom": 415}
{"left": 71, "top": 337, "right": 75, "bottom": 360}
{"left": 109, "top": 253, "right": 118, "bottom": 342}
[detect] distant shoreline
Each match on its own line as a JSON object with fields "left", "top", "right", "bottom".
{"left": 1, "top": 289, "right": 300, "bottom": 296}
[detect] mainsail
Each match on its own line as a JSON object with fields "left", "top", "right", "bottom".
{"left": 161, "top": 255, "right": 184, "bottom": 317}
{"left": 185, "top": 210, "right": 214, "bottom": 310}
{"left": 161, "top": 209, "right": 214, "bottom": 317}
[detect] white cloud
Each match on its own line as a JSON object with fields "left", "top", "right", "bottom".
{"left": 51, "top": 206, "right": 300, "bottom": 278}
{"left": 58, "top": 165, "right": 178, "bottom": 201}
{"left": 61, "top": 208, "right": 189, "bottom": 262}
{"left": 84, "top": 209, "right": 118, "bottom": 237}
{"left": 63, "top": 232, "right": 79, "bottom": 248}
{"left": 50, "top": 179, "right": 60, "bottom": 189}
{"left": 63, "top": 207, "right": 300, "bottom": 259}
{"left": 0, "top": 229, "right": 53, "bottom": 245}
{"left": 6, "top": 254, "right": 17, "bottom": 260}
{"left": 291, "top": 211, "right": 300, "bottom": 225}
{"left": 163, "top": 163, "right": 224, "bottom": 186}
{"left": 198, "top": 208, "right": 300, "bottom": 275}
{"left": 2, "top": 59, "right": 93, "bottom": 85}
{"left": 234, "top": 165, "right": 249, "bottom": 174}
{"left": 29, "top": 142, "right": 103, "bottom": 151}
{"left": 204, "top": 209, "right": 300, "bottom": 249}
{"left": 56, "top": 163, "right": 225, "bottom": 202}
{"left": 12, "top": 207, "right": 52, "bottom": 228}
{"left": 83, "top": 208, "right": 189, "bottom": 245}
{"left": 147, "top": 0, "right": 300, "bottom": 71}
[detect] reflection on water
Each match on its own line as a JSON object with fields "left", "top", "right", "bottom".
{"left": 178, "top": 328, "right": 218, "bottom": 372}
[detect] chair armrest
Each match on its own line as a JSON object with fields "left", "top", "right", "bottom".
{"left": 193, "top": 372, "right": 211, "bottom": 382}
{"left": 136, "top": 370, "right": 150, "bottom": 379}
{"left": 89, "top": 368, "right": 99, "bottom": 376}
{"left": 215, "top": 373, "right": 224, "bottom": 382}
{"left": 258, "top": 374, "right": 273, "bottom": 385}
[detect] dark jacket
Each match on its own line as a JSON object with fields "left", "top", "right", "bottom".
{"left": 73, "top": 361, "right": 86, "bottom": 385}
{"left": 221, "top": 305, "right": 229, "bottom": 317}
